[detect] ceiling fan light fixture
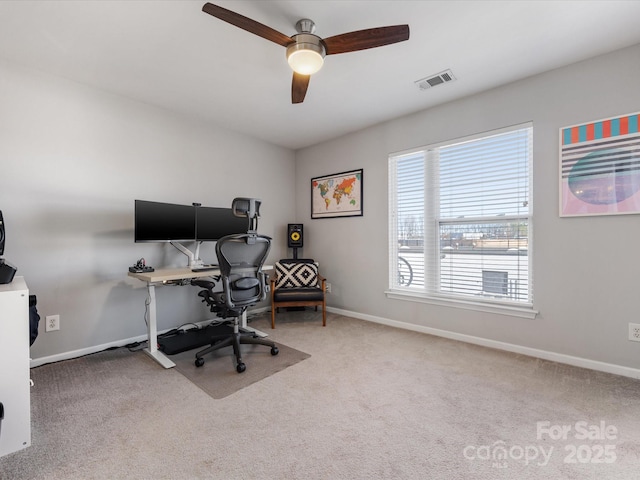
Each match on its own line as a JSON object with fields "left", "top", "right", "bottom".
{"left": 202, "top": 4, "right": 410, "bottom": 103}
{"left": 286, "top": 34, "right": 326, "bottom": 75}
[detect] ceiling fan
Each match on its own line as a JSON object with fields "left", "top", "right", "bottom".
{"left": 202, "top": 2, "right": 410, "bottom": 104}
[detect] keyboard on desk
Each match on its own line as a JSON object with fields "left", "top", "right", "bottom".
{"left": 191, "top": 265, "right": 219, "bottom": 272}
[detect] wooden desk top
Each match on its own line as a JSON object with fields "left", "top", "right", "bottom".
{"left": 127, "top": 267, "right": 219, "bottom": 283}
{"left": 128, "top": 265, "right": 273, "bottom": 283}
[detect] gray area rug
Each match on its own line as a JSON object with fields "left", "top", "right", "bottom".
{"left": 170, "top": 340, "right": 310, "bottom": 399}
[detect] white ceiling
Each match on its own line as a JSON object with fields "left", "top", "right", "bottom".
{"left": 1, "top": 1, "right": 640, "bottom": 150}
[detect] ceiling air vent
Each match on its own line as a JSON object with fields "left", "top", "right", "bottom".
{"left": 415, "top": 69, "right": 456, "bottom": 91}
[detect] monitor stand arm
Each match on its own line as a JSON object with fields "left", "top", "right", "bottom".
{"left": 170, "top": 241, "right": 204, "bottom": 268}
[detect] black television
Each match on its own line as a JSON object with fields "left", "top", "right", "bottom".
{"left": 134, "top": 200, "right": 196, "bottom": 243}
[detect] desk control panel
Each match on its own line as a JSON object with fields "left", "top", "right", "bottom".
{"left": 129, "top": 266, "right": 154, "bottom": 273}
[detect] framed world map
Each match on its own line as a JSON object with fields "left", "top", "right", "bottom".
{"left": 311, "top": 169, "right": 363, "bottom": 219}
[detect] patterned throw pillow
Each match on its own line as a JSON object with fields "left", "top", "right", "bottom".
{"left": 275, "top": 262, "right": 318, "bottom": 288}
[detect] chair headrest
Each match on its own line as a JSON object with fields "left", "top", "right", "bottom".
{"left": 232, "top": 197, "right": 261, "bottom": 233}
{"left": 232, "top": 198, "right": 261, "bottom": 219}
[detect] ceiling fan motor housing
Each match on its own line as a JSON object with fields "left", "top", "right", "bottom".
{"left": 295, "top": 18, "right": 316, "bottom": 34}
{"left": 286, "top": 34, "right": 326, "bottom": 75}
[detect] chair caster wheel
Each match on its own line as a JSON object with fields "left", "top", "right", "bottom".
{"left": 271, "top": 346, "right": 279, "bottom": 356}
{"left": 195, "top": 357, "right": 205, "bottom": 367}
{"left": 236, "top": 362, "right": 246, "bottom": 373}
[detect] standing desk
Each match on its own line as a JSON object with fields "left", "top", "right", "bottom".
{"left": 128, "top": 266, "right": 271, "bottom": 369}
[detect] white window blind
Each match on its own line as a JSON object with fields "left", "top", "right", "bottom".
{"left": 389, "top": 124, "right": 534, "bottom": 312}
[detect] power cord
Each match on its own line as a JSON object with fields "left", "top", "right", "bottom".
{"left": 157, "top": 322, "right": 201, "bottom": 339}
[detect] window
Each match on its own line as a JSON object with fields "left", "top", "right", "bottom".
{"left": 388, "top": 124, "right": 535, "bottom": 318}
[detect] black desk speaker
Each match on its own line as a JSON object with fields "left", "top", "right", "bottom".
{"left": 287, "top": 224, "right": 303, "bottom": 248}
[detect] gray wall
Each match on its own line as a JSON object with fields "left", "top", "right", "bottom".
{"left": 295, "top": 44, "right": 640, "bottom": 371}
{"left": 0, "top": 59, "right": 295, "bottom": 362}
{"left": 3, "top": 42, "right": 640, "bottom": 374}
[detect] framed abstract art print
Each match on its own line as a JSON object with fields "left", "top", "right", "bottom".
{"left": 560, "top": 112, "right": 640, "bottom": 217}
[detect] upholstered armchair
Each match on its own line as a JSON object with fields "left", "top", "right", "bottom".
{"left": 270, "top": 259, "right": 326, "bottom": 329}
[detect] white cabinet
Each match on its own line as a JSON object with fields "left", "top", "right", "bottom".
{"left": 0, "top": 276, "right": 31, "bottom": 457}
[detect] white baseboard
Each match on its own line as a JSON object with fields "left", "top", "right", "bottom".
{"left": 32, "top": 305, "right": 640, "bottom": 380}
{"left": 30, "top": 333, "right": 150, "bottom": 368}
{"left": 327, "top": 307, "right": 640, "bottom": 380}
{"left": 30, "top": 307, "right": 273, "bottom": 369}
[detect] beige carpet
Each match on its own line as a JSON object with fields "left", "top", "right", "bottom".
{"left": 171, "top": 340, "right": 310, "bottom": 399}
{"left": 3, "top": 312, "right": 640, "bottom": 479}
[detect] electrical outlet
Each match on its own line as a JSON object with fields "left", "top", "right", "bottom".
{"left": 325, "top": 282, "right": 332, "bottom": 293}
{"left": 629, "top": 323, "right": 640, "bottom": 342}
{"left": 46, "top": 315, "right": 60, "bottom": 332}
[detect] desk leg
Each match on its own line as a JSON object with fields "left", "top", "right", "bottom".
{"left": 144, "top": 283, "right": 175, "bottom": 369}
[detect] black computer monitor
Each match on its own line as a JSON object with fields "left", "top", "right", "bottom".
{"left": 196, "top": 206, "right": 249, "bottom": 241}
{"left": 134, "top": 200, "right": 196, "bottom": 242}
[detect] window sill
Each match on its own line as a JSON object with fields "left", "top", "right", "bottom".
{"left": 385, "top": 290, "right": 538, "bottom": 319}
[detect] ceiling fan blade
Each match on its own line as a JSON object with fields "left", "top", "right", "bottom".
{"left": 292, "top": 73, "right": 311, "bottom": 104}
{"left": 322, "top": 25, "right": 410, "bottom": 55}
{"left": 202, "top": 3, "right": 293, "bottom": 47}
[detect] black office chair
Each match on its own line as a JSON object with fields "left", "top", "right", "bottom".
{"left": 191, "top": 232, "right": 278, "bottom": 373}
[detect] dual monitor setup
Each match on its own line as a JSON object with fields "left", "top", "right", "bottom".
{"left": 134, "top": 198, "right": 261, "bottom": 268}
